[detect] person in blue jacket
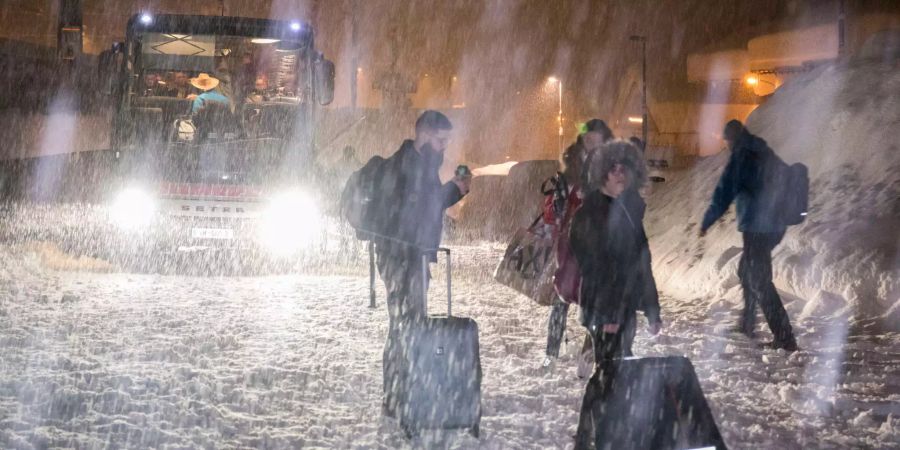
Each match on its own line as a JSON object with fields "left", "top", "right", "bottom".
{"left": 700, "top": 120, "right": 798, "bottom": 352}
{"left": 188, "top": 73, "right": 230, "bottom": 114}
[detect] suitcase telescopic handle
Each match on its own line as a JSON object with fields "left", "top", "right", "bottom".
{"left": 421, "top": 247, "right": 452, "bottom": 317}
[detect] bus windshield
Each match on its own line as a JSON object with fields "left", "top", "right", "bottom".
{"left": 134, "top": 32, "right": 311, "bottom": 105}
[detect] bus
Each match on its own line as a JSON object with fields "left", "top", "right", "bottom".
{"left": 99, "top": 13, "right": 335, "bottom": 261}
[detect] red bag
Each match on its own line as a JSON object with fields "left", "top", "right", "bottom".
{"left": 553, "top": 186, "right": 583, "bottom": 304}
{"left": 553, "top": 237, "right": 581, "bottom": 304}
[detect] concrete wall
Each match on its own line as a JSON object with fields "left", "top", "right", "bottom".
{"left": 650, "top": 102, "right": 758, "bottom": 156}
{"left": 687, "top": 49, "right": 751, "bottom": 83}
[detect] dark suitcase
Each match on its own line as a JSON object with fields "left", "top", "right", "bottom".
{"left": 576, "top": 356, "right": 727, "bottom": 450}
{"left": 397, "top": 248, "right": 482, "bottom": 438}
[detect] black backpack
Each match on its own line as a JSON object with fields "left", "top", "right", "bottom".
{"left": 769, "top": 154, "right": 809, "bottom": 226}
{"left": 340, "top": 155, "right": 388, "bottom": 240}
{"left": 780, "top": 162, "right": 809, "bottom": 225}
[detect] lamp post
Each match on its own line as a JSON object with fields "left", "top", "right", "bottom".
{"left": 548, "top": 76, "right": 563, "bottom": 154}
{"left": 838, "top": 0, "right": 846, "bottom": 57}
{"left": 745, "top": 75, "right": 776, "bottom": 88}
{"left": 629, "top": 35, "right": 647, "bottom": 149}
{"left": 745, "top": 74, "right": 778, "bottom": 96}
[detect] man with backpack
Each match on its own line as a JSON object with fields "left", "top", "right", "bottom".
{"left": 352, "top": 110, "right": 470, "bottom": 416}
{"left": 700, "top": 120, "right": 799, "bottom": 352}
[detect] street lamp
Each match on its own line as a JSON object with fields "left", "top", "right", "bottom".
{"left": 548, "top": 76, "right": 563, "bottom": 154}
{"left": 745, "top": 75, "right": 776, "bottom": 87}
{"left": 629, "top": 35, "right": 648, "bottom": 150}
{"left": 746, "top": 74, "right": 778, "bottom": 97}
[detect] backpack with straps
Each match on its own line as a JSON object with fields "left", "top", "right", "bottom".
{"left": 340, "top": 155, "right": 388, "bottom": 240}
{"left": 779, "top": 162, "right": 809, "bottom": 226}
{"left": 767, "top": 153, "right": 810, "bottom": 227}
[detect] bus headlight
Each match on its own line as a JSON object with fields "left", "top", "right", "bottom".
{"left": 110, "top": 187, "right": 157, "bottom": 230}
{"left": 259, "top": 189, "right": 322, "bottom": 255}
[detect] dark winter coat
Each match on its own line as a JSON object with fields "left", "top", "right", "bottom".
{"left": 701, "top": 130, "right": 787, "bottom": 234}
{"left": 570, "top": 189, "right": 661, "bottom": 329}
{"left": 376, "top": 140, "right": 463, "bottom": 259}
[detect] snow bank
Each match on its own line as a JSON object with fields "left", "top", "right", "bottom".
{"left": 646, "top": 56, "right": 900, "bottom": 331}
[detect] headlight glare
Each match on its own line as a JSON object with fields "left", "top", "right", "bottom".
{"left": 259, "top": 190, "right": 322, "bottom": 255}
{"left": 110, "top": 187, "right": 156, "bottom": 230}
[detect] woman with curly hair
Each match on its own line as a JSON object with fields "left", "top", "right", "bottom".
{"left": 570, "top": 139, "right": 662, "bottom": 366}
{"left": 571, "top": 139, "right": 663, "bottom": 449}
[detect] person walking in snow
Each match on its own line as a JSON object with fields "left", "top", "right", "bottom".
{"left": 375, "top": 110, "right": 471, "bottom": 417}
{"left": 700, "top": 120, "right": 798, "bottom": 352}
{"left": 540, "top": 119, "right": 618, "bottom": 374}
{"left": 570, "top": 140, "right": 662, "bottom": 449}
{"left": 541, "top": 139, "right": 588, "bottom": 368}
{"left": 570, "top": 139, "right": 662, "bottom": 366}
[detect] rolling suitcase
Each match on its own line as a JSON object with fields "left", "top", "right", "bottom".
{"left": 397, "top": 248, "right": 482, "bottom": 438}
{"left": 576, "top": 356, "right": 727, "bottom": 450}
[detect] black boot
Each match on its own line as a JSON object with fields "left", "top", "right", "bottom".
{"left": 765, "top": 338, "right": 799, "bottom": 352}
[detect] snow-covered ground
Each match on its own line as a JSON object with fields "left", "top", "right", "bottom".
{"left": 0, "top": 240, "right": 897, "bottom": 449}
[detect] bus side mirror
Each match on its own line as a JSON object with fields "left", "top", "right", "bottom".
{"left": 314, "top": 58, "right": 335, "bottom": 105}
{"left": 98, "top": 43, "right": 123, "bottom": 96}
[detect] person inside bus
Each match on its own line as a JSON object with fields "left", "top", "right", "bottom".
{"left": 141, "top": 72, "right": 167, "bottom": 96}
{"left": 188, "top": 73, "right": 230, "bottom": 114}
{"left": 163, "top": 71, "right": 192, "bottom": 99}
{"left": 246, "top": 74, "right": 271, "bottom": 103}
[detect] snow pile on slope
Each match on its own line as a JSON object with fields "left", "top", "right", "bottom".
{"left": 646, "top": 57, "right": 900, "bottom": 331}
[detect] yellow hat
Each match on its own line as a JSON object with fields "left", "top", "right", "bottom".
{"left": 190, "top": 73, "right": 220, "bottom": 91}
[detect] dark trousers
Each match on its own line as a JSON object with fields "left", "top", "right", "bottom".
{"left": 739, "top": 231, "right": 795, "bottom": 343}
{"left": 546, "top": 297, "right": 570, "bottom": 358}
{"left": 547, "top": 298, "right": 603, "bottom": 359}
{"left": 377, "top": 249, "right": 427, "bottom": 414}
{"left": 547, "top": 300, "right": 636, "bottom": 359}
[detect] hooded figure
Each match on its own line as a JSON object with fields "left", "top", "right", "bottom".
{"left": 701, "top": 120, "right": 797, "bottom": 351}
{"left": 570, "top": 139, "right": 661, "bottom": 362}
{"left": 701, "top": 120, "right": 786, "bottom": 234}
{"left": 570, "top": 140, "right": 662, "bottom": 449}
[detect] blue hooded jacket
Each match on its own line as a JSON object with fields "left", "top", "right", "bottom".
{"left": 701, "top": 131, "right": 786, "bottom": 234}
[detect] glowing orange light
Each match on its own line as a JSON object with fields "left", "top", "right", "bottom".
{"left": 628, "top": 116, "right": 643, "bottom": 124}
{"left": 746, "top": 76, "right": 759, "bottom": 86}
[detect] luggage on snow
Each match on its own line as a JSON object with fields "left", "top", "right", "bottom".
{"left": 576, "top": 356, "right": 727, "bottom": 450}
{"left": 397, "top": 248, "right": 482, "bottom": 438}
